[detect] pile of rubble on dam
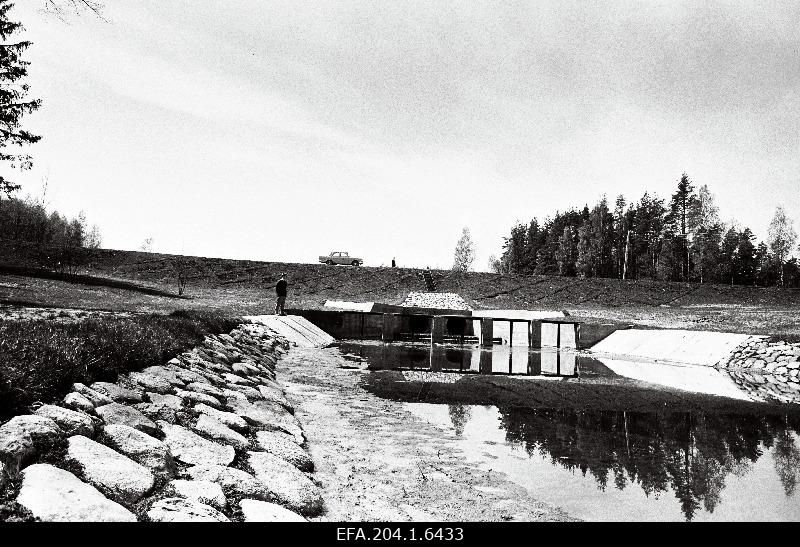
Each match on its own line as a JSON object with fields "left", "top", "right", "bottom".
{"left": 0, "top": 321, "right": 324, "bottom": 522}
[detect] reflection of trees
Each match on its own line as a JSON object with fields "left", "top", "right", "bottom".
{"left": 772, "top": 422, "right": 800, "bottom": 496}
{"left": 498, "top": 408, "right": 800, "bottom": 521}
{"left": 448, "top": 404, "right": 472, "bottom": 436}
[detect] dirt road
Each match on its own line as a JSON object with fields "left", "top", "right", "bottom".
{"left": 279, "top": 347, "right": 575, "bottom": 522}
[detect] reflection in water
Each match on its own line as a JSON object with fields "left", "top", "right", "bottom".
{"left": 448, "top": 404, "right": 472, "bottom": 437}
{"left": 498, "top": 407, "right": 800, "bottom": 520}
{"left": 341, "top": 341, "right": 800, "bottom": 521}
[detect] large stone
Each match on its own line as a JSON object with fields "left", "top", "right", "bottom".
{"left": 227, "top": 399, "right": 304, "bottom": 444}
{"left": 254, "top": 431, "right": 314, "bottom": 472}
{"left": 255, "top": 388, "right": 293, "bottom": 413}
{"left": 192, "top": 415, "right": 250, "bottom": 450}
{"left": 17, "top": 464, "right": 136, "bottom": 522}
{"left": 165, "top": 479, "right": 227, "bottom": 510}
{"left": 102, "top": 424, "right": 176, "bottom": 477}
{"left": 186, "top": 382, "right": 226, "bottom": 399}
{"left": 89, "top": 382, "right": 145, "bottom": 404}
{"left": 127, "top": 372, "right": 174, "bottom": 394}
{"left": 186, "top": 464, "right": 272, "bottom": 501}
{"left": 0, "top": 414, "right": 63, "bottom": 447}
{"left": 96, "top": 403, "right": 159, "bottom": 436}
{"left": 0, "top": 427, "right": 35, "bottom": 478}
{"left": 66, "top": 435, "right": 155, "bottom": 504}
{"left": 239, "top": 499, "right": 306, "bottom": 522}
{"left": 71, "top": 383, "right": 113, "bottom": 407}
{"left": 34, "top": 405, "right": 95, "bottom": 438}
{"left": 246, "top": 451, "right": 323, "bottom": 516}
{"left": 147, "top": 497, "right": 229, "bottom": 522}
{"left": 141, "top": 366, "right": 186, "bottom": 387}
{"left": 175, "top": 388, "right": 223, "bottom": 409}
{"left": 133, "top": 402, "right": 178, "bottom": 424}
{"left": 194, "top": 403, "right": 249, "bottom": 433}
{"left": 165, "top": 364, "right": 209, "bottom": 384}
{"left": 63, "top": 392, "right": 97, "bottom": 414}
{"left": 158, "top": 422, "right": 235, "bottom": 466}
{"left": 222, "top": 373, "right": 253, "bottom": 386}
{"left": 146, "top": 393, "right": 183, "bottom": 409}
{"left": 226, "top": 384, "right": 265, "bottom": 401}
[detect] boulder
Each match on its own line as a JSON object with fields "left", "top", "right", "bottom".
{"left": 140, "top": 366, "right": 186, "bottom": 387}
{"left": 186, "top": 382, "right": 226, "bottom": 399}
{"left": 239, "top": 499, "right": 306, "bottom": 522}
{"left": 226, "top": 384, "right": 264, "bottom": 401}
{"left": 96, "top": 403, "right": 160, "bottom": 436}
{"left": 71, "top": 383, "right": 113, "bottom": 407}
{"left": 63, "top": 392, "right": 97, "bottom": 414}
{"left": 89, "top": 382, "right": 145, "bottom": 404}
{"left": 66, "top": 435, "right": 155, "bottom": 504}
{"left": 17, "top": 464, "right": 136, "bottom": 522}
{"left": 0, "top": 414, "right": 63, "bottom": 447}
{"left": 158, "top": 422, "right": 235, "bottom": 466}
{"left": 254, "top": 431, "right": 314, "bottom": 472}
{"left": 194, "top": 403, "right": 249, "bottom": 433}
{"left": 175, "top": 389, "right": 223, "bottom": 409}
{"left": 165, "top": 479, "right": 227, "bottom": 510}
{"left": 147, "top": 497, "right": 229, "bottom": 522}
{"left": 133, "top": 402, "right": 178, "bottom": 424}
{"left": 0, "top": 427, "right": 35, "bottom": 478}
{"left": 102, "top": 424, "right": 176, "bottom": 477}
{"left": 164, "top": 364, "right": 209, "bottom": 384}
{"left": 186, "top": 464, "right": 272, "bottom": 501}
{"left": 222, "top": 373, "right": 253, "bottom": 386}
{"left": 34, "top": 405, "right": 95, "bottom": 438}
{"left": 146, "top": 393, "right": 183, "bottom": 409}
{"left": 227, "top": 399, "right": 304, "bottom": 444}
{"left": 246, "top": 451, "right": 323, "bottom": 516}
{"left": 192, "top": 415, "right": 250, "bottom": 451}
{"left": 126, "top": 372, "right": 174, "bottom": 394}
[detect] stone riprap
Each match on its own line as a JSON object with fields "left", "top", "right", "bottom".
{"left": 0, "top": 319, "right": 323, "bottom": 522}
{"left": 716, "top": 339, "right": 800, "bottom": 404}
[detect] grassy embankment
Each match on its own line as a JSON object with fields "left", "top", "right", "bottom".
{"left": 0, "top": 310, "right": 241, "bottom": 419}
{"left": 3, "top": 240, "right": 800, "bottom": 338}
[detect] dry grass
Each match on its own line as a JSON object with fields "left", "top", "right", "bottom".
{"left": 0, "top": 310, "right": 241, "bottom": 418}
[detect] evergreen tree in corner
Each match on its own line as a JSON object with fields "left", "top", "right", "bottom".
{"left": 0, "top": 0, "right": 41, "bottom": 198}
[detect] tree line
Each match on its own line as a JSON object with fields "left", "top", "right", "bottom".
{"left": 492, "top": 174, "right": 800, "bottom": 287}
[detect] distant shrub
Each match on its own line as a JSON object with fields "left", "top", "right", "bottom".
{"left": 0, "top": 310, "right": 242, "bottom": 418}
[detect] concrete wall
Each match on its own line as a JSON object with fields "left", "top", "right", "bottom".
{"left": 244, "top": 314, "right": 336, "bottom": 348}
{"left": 589, "top": 328, "right": 756, "bottom": 366}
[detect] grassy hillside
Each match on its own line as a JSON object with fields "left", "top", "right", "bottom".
{"left": 2, "top": 240, "right": 800, "bottom": 338}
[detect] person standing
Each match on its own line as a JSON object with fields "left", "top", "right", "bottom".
{"left": 275, "top": 273, "right": 288, "bottom": 316}
{"left": 391, "top": 257, "right": 396, "bottom": 268}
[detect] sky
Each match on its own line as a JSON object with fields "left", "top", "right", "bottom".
{"left": 8, "top": 0, "right": 800, "bottom": 269}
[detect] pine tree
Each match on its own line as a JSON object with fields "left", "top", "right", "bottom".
{"left": 665, "top": 173, "right": 697, "bottom": 281}
{"left": 737, "top": 228, "right": 757, "bottom": 285}
{"left": 0, "top": 1, "right": 41, "bottom": 198}
{"left": 555, "top": 226, "right": 577, "bottom": 276}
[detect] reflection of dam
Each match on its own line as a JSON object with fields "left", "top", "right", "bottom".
{"left": 346, "top": 341, "right": 800, "bottom": 412}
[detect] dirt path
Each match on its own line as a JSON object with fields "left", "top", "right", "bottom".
{"left": 278, "top": 347, "right": 576, "bottom": 522}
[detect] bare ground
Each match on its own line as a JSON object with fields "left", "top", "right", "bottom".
{"left": 279, "top": 347, "right": 576, "bottom": 522}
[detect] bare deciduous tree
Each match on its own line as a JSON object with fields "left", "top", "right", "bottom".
{"left": 768, "top": 205, "right": 797, "bottom": 287}
{"left": 452, "top": 227, "right": 475, "bottom": 272}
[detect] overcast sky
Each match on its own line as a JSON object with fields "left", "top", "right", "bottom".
{"left": 10, "top": 0, "right": 800, "bottom": 269}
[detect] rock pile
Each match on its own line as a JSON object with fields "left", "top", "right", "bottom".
{"left": 716, "top": 339, "right": 800, "bottom": 404}
{"left": 0, "top": 322, "right": 323, "bottom": 522}
{"left": 401, "top": 292, "right": 472, "bottom": 311}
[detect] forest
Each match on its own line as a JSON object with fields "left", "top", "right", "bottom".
{"left": 493, "top": 174, "right": 800, "bottom": 288}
